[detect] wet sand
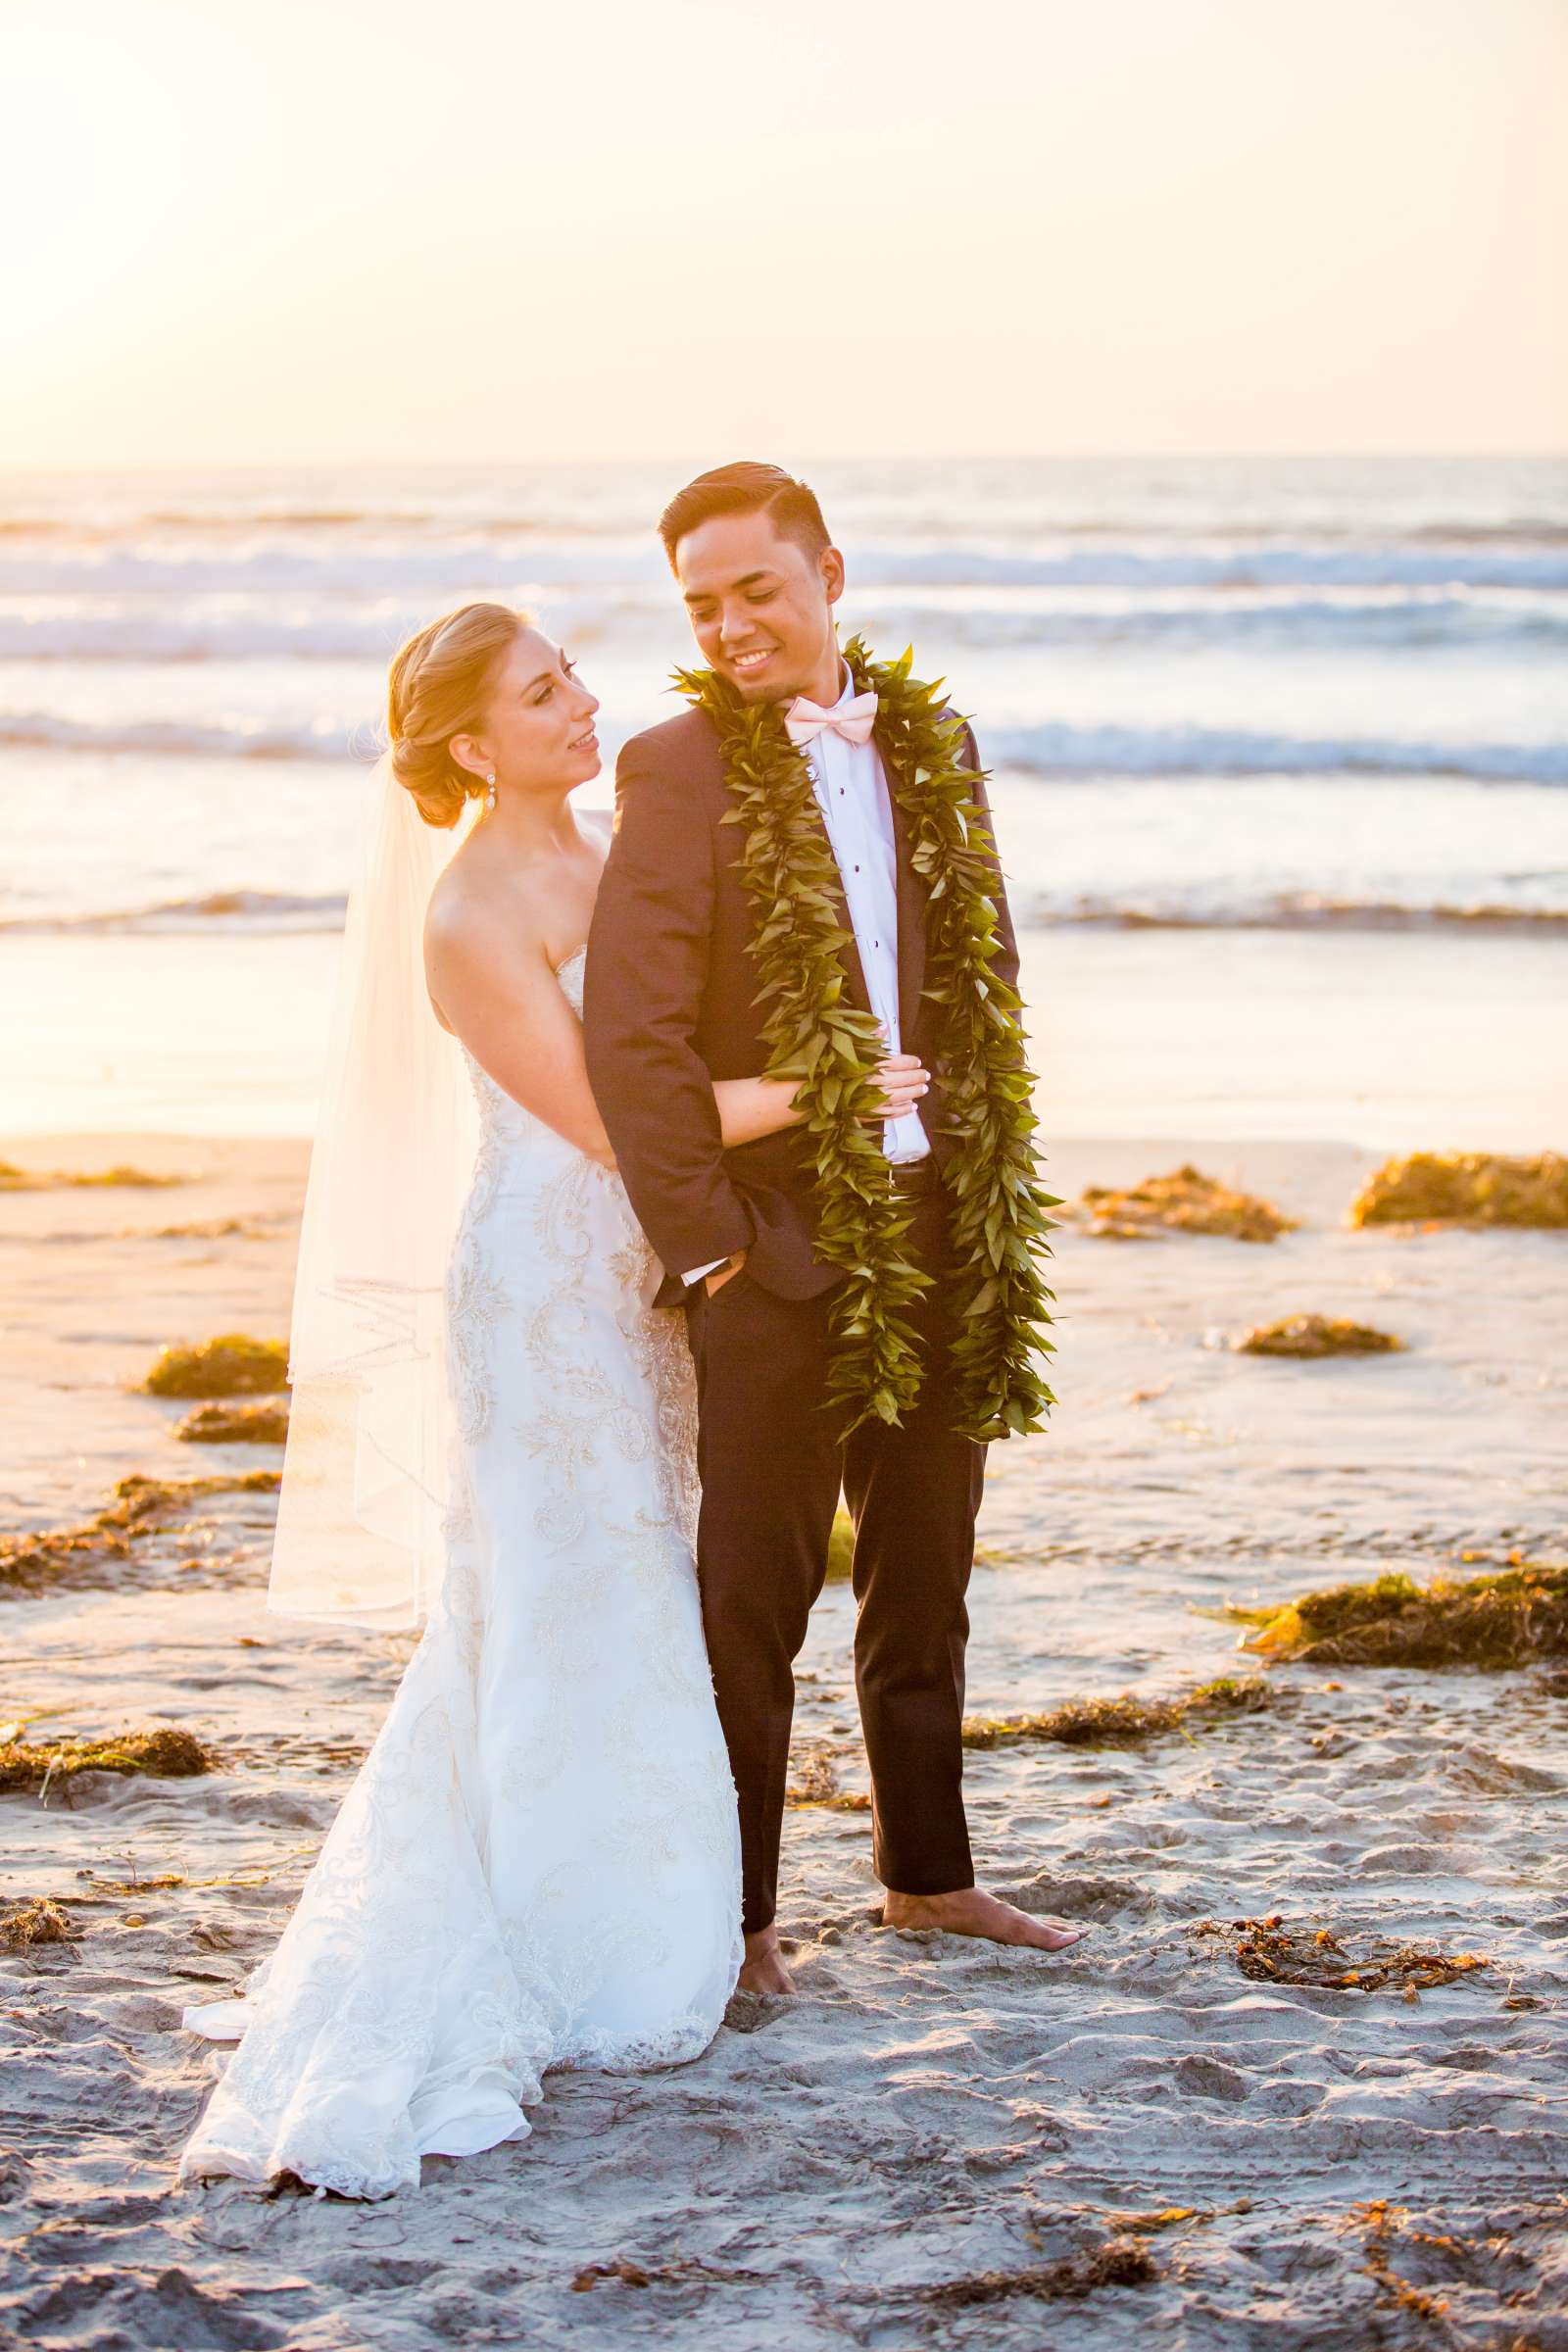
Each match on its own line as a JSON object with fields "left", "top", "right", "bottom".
{"left": 2, "top": 921, "right": 1565, "bottom": 1147}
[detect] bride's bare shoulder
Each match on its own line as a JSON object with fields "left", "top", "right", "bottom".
{"left": 424, "top": 844, "right": 484, "bottom": 939}
{"left": 425, "top": 845, "right": 544, "bottom": 971}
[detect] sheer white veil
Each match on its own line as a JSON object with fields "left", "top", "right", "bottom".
{"left": 269, "top": 756, "right": 479, "bottom": 1629}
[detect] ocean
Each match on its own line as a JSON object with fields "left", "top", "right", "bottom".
{"left": 2, "top": 455, "right": 1565, "bottom": 1137}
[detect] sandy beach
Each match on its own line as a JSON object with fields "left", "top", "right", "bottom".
{"left": 3, "top": 1112, "right": 1565, "bottom": 2350}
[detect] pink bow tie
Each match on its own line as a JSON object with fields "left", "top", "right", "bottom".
{"left": 784, "top": 690, "right": 878, "bottom": 749}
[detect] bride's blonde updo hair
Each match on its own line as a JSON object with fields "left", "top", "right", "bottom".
{"left": 387, "top": 601, "right": 529, "bottom": 829}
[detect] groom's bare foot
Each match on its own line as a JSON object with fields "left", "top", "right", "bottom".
{"left": 881, "top": 1886, "right": 1085, "bottom": 1951}
{"left": 737, "top": 1925, "right": 796, "bottom": 1995}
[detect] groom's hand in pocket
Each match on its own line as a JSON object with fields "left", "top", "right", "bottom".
{"left": 705, "top": 1250, "right": 749, "bottom": 1298}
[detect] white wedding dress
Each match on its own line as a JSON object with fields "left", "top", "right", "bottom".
{"left": 180, "top": 948, "right": 742, "bottom": 2198}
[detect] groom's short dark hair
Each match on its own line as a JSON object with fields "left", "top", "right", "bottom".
{"left": 659, "top": 462, "right": 831, "bottom": 571}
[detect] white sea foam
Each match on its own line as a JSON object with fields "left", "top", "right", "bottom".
{"left": 1, "top": 584, "right": 1563, "bottom": 662}
{"left": 0, "top": 711, "right": 357, "bottom": 760}
{"left": 5, "top": 537, "right": 1568, "bottom": 602}
{"left": 5, "top": 705, "right": 1562, "bottom": 787}
{"left": 0, "top": 889, "right": 349, "bottom": 936}
{"left": 7, "top": 887, "right": 1557, "bottom": 938}
{"left": 987, "top": 721, "right": 1568, "bottom": 787}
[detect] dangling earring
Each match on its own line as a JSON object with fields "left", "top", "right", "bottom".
{"left": 484, "top": 771, "right": 497, "bottom": 812}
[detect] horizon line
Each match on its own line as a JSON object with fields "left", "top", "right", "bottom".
{"left": 2, "top": 448, "right": 1566, "bottom": 481}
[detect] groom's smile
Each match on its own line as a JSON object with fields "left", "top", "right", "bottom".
{"left": 668, "top": 504, "right": 847, "bottom": 710}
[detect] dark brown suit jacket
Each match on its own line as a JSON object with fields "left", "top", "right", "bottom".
{"left": 582, "top": 702, "right": 1018, "bottom": 1301}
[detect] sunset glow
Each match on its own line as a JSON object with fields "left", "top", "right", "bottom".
{"left": 4, "top": 0, "right": 1563, "bottom": 466}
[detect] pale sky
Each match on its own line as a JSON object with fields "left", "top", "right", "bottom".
{"left": 3, "top": 0, "right": 1563, "bottom": 465}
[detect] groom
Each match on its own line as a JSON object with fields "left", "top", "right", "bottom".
{"left": 584, "top": 463, "right": 1073, "bottom": 1993}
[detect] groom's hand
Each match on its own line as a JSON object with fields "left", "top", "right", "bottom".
{"left": 705, "top": 1249, "right": 749, "bottom": 1297}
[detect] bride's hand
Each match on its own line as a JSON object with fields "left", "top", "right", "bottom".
{"left": 710, "top": 1054, "right": 929, "bottom": 1150}
{"left": 863, "top": 1054, "right": 930, "bottom": 1122}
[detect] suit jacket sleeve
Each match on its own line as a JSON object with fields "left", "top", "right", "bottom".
{"left": 583, "top": 735, "right": 756, "bottom": 1278}
{"left": 963, "top": 721, "right": 1021, "bottom": 997}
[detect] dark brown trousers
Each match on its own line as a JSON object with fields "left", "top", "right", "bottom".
{"left": 682, "top": 1184, "right": 985, "bottom": 1936}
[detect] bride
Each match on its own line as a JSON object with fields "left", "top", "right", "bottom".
{"left": 178, "top": 603, "right": 929, "bottom": 2198}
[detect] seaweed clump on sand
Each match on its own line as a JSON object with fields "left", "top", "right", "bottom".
{"left": 176, "top": 1398, "right": 290, "bottom": 1445}
{"left": 1193, "top": 1914, "right": 1489, "bottom": 1993}
{"left": 0, "top": 1725, "right": 215, "bottom": 1793}
{"left": 0, "top": 1160, "right": 186, "bottom": 1192}
{"left": 1079, "top": 1165, "right": 1297, "bottom": 1244}
{"left": 144, "top": 1334, "right": 289, "bottom": 1397}
{"left": 1349, "top": 1151, "right": 1568, "bottom": 1229}
{"left": 1237, "top": 1560, "right": 1568, "bottom": 1669}
{"left": 962, "top": 1676, "right": 1271, "bottom": 1750}
{"left": 903, "top": 2241, "right": 1158, "bottom": 2309}
{"left": 146, "top": 1216, "right": 267, "bottom": 1241}
{"left": 1237, "top": 1314, "right": 1402, "bottom": 1359}
{"left": 0, "top": 1896, "right": 80, "bottom": 1952}
{"left": 571, "top": 2254, "right": 768, "bottom": 2294}
{"left": 0, "top": 1469, "right": 281, "bottom": 1593}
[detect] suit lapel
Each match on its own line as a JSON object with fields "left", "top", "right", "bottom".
{"left": 835, "top": 900, "right": 874, "bottom": 1020}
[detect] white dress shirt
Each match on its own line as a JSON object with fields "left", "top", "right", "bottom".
{"left": 682, "top": 664, "right": 930, "bottom": 1285}
{"left": 804, "top": 664, "right": 930, "bottom": 1166}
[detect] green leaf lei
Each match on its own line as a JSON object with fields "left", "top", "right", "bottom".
{"left": 672, "top": 633, "right": 1058, "bottom": 1443}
